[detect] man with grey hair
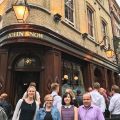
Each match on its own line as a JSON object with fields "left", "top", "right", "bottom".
{"left": 90, "top": 82, "right": 106, "bottom": 113}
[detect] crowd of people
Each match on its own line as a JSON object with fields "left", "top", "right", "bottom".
{"left": 0, "top": 81, "right": 120, "bottom": 120}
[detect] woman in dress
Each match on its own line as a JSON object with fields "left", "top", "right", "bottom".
{"left": 61, "top": 92, "right": 78, "bottom": 120}
{"left": 12, "top": 86, "right": 39, "bottom": 120}
{"left": 36, "top": 94, "right": 60, "bottom": 120}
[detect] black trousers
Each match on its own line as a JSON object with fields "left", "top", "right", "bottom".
{"left": 111, "top": 114, "right": 120, "bottom": 119}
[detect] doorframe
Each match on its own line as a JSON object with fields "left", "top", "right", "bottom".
{"left": 7, "top": 53, "right": 42, "bottom": 107}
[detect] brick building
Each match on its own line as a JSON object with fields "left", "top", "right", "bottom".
{"left": 0, "top": 0, "right": 119, "bottom": 106}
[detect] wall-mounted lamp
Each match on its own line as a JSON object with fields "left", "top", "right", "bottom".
{"left": 64, "top": 74, "right": 68, "bottom": 80}
{"left": 53, "top": 13, "right": 62, "bottom": 22}
{"left": 74, "top": 76, "right": 78, "bottom": 80}
{"left": 97, "top": 35, "right": 114, "bottom": 58}
{"left": 105, "top": 44, "right": 114, "bottom": 58}
{"left": 13, "top": 0, "right": 29, "bottom": 23}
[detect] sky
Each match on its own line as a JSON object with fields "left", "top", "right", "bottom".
{"left": 116, "top": 0, "right": 120, "bottom": 6}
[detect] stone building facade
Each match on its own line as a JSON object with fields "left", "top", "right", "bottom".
{"left": 0, "top": 0, "right": 119, "bottom": 106}
{"left": 109, "top": 0, "right": 120, "bottom": 66}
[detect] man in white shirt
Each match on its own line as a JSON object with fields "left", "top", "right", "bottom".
{"left": 109, "top": 85, "right": 120, "bottom": 119}
{"left": 90, "top": 82, "right": 106, "bottom": 113}
{"left": 51, "top": 82, "right": 62, "bottom": 110}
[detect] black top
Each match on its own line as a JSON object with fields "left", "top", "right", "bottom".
{"left": 44, "top": 111, "right": 53, "bottom": 120}
{"left": 19, "top": 100, "right": 36, "bottom": 120}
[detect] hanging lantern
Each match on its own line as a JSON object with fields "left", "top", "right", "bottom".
{"left": 13, "top": 0, "right": 29, "bottom": 23}
{"left": 64, "top": 74, "right": 68, "bottom": 80}
{"left": 105, "top": 44, "right": 114, "bottom": 58}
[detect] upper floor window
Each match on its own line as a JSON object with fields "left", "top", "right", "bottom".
{"left": 98, "top": 0, "right": 104, "bottom": 5}
{"left": 87, "top": 7, "right": 94, "bottom": 37}
{"left": 101, "top": 20, "right": 108, "bottom": 46}
{"left": 117, "top": 28, "right": 120, "bottom": 36}
{"left": 65, "top": 0, "right": 74, "bottom": 23}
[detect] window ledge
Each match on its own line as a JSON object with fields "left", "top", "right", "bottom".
{"left": 61, "top": 20, "right": 81, "bottom": 35}
{"left": 87, "top": 34, "right": 98, "bottom": 45}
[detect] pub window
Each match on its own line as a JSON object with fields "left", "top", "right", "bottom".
{"left": 62, "top": 60, "right": 85, "bottom": 95}
{"left": 101, "top": 20, "right": 108, "bottom": 46}
{"left": 65, "top": 0, "right": 74, "bottom": 23}
{"left": 87, "top": 6, "right": 94, "bottom": 37}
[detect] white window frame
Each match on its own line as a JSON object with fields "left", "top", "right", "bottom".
{"left": 87, "top": 6, "right": 95, "bottom": 37}
{"left": 101, "top": 19, "right": 108, "bottom": 47}
{"left": 65, "top": 0, "right": 74, "bottom": 25}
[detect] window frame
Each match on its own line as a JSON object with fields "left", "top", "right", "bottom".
{"left": 87, "top": 6, "right": 95, "bottom": 37}
{"left": 101, "top": 19, "right": 108, "bottom": 46}
{"left": 64, "top": 0, "right": 74, "bottom": 25}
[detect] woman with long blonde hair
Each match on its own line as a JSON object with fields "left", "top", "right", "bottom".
{"left": 12, "top": 86, "right": 39, "bottom": 120}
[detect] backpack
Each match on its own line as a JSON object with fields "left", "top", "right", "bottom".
{"left": 0, "top": 101, "right": 12, "bottom": 118}
{"left": 76, "top": 95, "right": 83, "bottom": 107}
{"left": 0, "top": 107, "right": 8, "bottom": 120}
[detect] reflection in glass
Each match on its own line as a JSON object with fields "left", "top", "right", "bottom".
{"left": 62, "top": 60, "right": 85, "bottom": 95}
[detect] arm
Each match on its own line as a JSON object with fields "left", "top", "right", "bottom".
{"left": 100, "top": 96, "right": 106, "bottom": 112}
{"left": 97, "top": 108, "right": 105, "bottom": 120}
{"left": 12, "top": 99, "right": 23, "bottom": 120}
{"left": 56, "top": 96, "right": 62, "bottom": 110}
{"left": 109, "top": 97, "right": 115, "bottom": 112}
{"left": 56, "top": 108, "right": 61, "bottom": 120}
{"left": 36, "top": 91, "right": 41, "bottom": 105}
{"left": 33, "top": 101, "right": 39, "bottom": 120}
{"left": 36, "top": 110, "right": 40, "bottom": 120}
{"left": 74, "top": 106, "right": 78, "bottom": 120}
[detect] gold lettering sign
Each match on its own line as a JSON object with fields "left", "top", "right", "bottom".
{"left": 8, "top": 31, "right": 43, "bottom": 39}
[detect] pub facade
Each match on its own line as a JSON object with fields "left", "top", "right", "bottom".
{"left": 0, "top": 0, "right": 119, "bottom": 106}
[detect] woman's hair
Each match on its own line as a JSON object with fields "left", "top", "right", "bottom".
{"left": 62, "top": 92, "right": 73, "bottom": 105}
{"left": 44, "top": 94, "right": 53, "bottom": 101}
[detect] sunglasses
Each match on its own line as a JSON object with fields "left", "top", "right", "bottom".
{"left": 46, "top": 100, "right": 53, "bottom": 102}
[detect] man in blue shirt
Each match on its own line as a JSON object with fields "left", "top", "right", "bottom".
{"left": 51, "top": 82, "right": 62, "bottom": 110}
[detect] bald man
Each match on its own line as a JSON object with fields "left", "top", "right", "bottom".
{"left": 78, "top": 93, "right": 105, "bottom": 120}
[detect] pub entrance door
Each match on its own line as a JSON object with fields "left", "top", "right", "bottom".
{"left": 11, "top": 55, "right": 41, "bottom": 107}
{"left": 14, "top": 71, "right": 40, "bottom": 104}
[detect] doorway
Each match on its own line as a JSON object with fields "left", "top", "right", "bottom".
{"left": 13, "top": 71, "right": 40, "bottom": 104}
